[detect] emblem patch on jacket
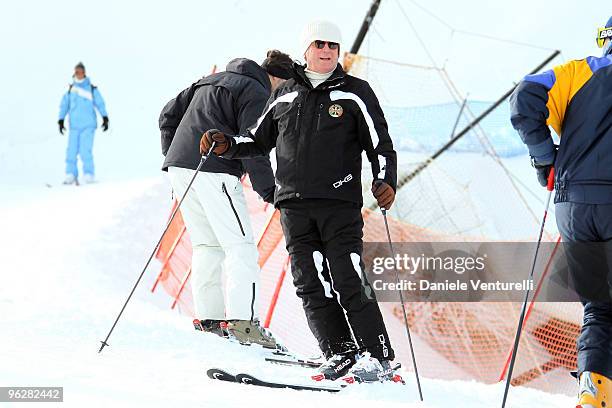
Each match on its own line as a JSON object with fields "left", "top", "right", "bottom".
{"left": 328, "top": 104, "right": 343, "bottom": 118}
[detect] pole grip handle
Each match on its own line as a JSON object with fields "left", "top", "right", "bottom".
{"left": 547, "top": 166, "right": 555, "bottom": 192}
{"left": 203, "top": 141, "right": 217, "bottom": 158}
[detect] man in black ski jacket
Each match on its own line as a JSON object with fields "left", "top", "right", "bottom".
{"left": 201, "top": 21, "right": 398, "bottom": 383}
{"left": 159, "top": 51, "right": 293, "bottom": 347}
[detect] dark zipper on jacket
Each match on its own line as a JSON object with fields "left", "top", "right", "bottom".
{"left": 295, "top": 93, "right": 309, "bottom": 197}
{"left": 221, "top": 182, "right": 245, "bottom": 236}
{"left": 316, "top": 103, "right": 323, "bottom": 131}
{"left": 295, "top": 103, "right": 302, "bottom": 131}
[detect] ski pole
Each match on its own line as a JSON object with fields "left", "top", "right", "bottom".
{"left": 381, "top": 208, "right": 424, "bottom": 401}
{"left": 501, "top": 168, "right": 555, "bottom": 407}
{"left": 98, "top": 142, "right": 217, "bottom": 353}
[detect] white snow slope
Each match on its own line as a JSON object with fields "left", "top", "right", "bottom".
{"left": 0, "top": 136, "right": 575, "bottom": 408}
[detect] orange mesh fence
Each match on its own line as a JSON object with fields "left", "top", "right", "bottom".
{"left": 255, "top": 209, "right": 283, "bottom": 267}
{"left": 362, "top": 209, "right": 579, "bottom": 394}
{"left": 346, "top": 50, "right": 580, "bottom": 396}
{"left": 152, "top": 200, "right": 194, "bottom": 316}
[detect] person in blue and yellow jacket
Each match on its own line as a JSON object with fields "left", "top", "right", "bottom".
{"left": 58, "top": 62, "right": 109, "bottom": 185}
{"left": 510, "top": 17, "right": 612, "bottom": 408}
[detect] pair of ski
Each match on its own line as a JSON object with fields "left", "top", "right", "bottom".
{"left": 207, "top": 359, "right": 404, "bottom": 393}
{"left": 198, "top": 319, "right": 404, "bottom": 392}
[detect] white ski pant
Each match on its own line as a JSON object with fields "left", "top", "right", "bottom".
{"left": 167, "top": 167, "right": 260, "bottom": 321}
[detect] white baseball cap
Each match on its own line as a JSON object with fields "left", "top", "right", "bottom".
{"left": 300, "top": 20, "right": 343, "bottom": 56}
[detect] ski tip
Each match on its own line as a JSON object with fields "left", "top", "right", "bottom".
{"left": 392, "top": 374, "right": 405, "bottom": 385}
{"left": 237, "top": 375, "right": 254, "bottom": 384}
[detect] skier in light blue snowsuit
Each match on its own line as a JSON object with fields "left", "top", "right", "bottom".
{"left": 58, "top": 62, "right": 109, "bottom": 184}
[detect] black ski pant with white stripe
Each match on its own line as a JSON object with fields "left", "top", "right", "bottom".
{"left": 556, "top": 202, "right": 612, "bottom": 379}
{"left": 279, "top": 198, "right": 394, "bottom": 361}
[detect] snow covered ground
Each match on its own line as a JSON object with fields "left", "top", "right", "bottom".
{"left": 0, "top": 137, "right": 574, "bottom": 407}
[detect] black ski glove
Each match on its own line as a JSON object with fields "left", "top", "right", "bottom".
{"left": 531, "top": 145, "right": 558, "bottom": 187}
{"left": 58, "top": 119, "right": 65, "bottom": 135}
{"left": 533, "top": 161, "right": 554, "bottom": 187}
{"left": 101, "top": 116, "right": 109, "bottom": 132}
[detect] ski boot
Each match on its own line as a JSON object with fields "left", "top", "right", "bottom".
{"left": 225, "top": 319, "right": 279, "bottom": 349}
{"left": 311, "top": 352, "right": 357, "bottom": 381}
{"left": 82, "top": 174, "right": 95, "bottom": 184}
{"left": 341, "top": 352, "right": 404, "bottom": 384}
{"left": 577, "top": 371, "right": 612, "bottom": 408}
{"left": 193, "top": 319, "right": 229, "bottom": 338}
{"left": 63, "top": 174, "right": 78, "bottom": 185}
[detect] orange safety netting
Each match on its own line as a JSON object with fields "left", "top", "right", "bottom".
{"left": 151, "top": 201, "right": 194, "bottom": 315}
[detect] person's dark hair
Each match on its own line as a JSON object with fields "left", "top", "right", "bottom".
{"left": 261, "top": 50, "right": 293, "bottom": 80}
{"left": 74, "top": 61, "right": 86, "bottom": 72}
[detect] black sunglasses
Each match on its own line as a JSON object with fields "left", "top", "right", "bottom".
{"left": 314, "top": 40, "right": 339, "bottom": 50}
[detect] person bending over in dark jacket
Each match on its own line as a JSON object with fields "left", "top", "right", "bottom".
{"left": 159, "top": 50, "right": 293, "bottom": 348}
